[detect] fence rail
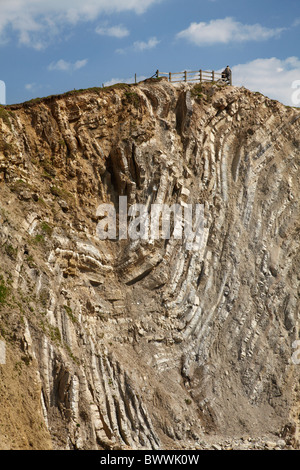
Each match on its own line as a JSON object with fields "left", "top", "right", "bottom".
{"left": 155, "top": 69, "right": 232, "bottom": 85}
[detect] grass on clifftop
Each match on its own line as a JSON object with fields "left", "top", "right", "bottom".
{"left": 6, "top": 82, "right": 137, "bottom": 109}
{"left": 5, "top": 77, "right": 166, "bottom": 109}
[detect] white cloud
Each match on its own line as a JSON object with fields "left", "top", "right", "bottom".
{"left": 95, "top": 24, "right": 129, "bottom": 38}
{"left": 24, "top": 82, "right": 49, "bottom": 95}
{"left": 177, "top": 17, "right": 285, "bottom": 46}
{"left": 25, "top": 83, "right": 35, "bottom": 90}
{"left": 231, "top": 57, "right": 300, "bottom": 106}
{"left": 48, "top": 58, "right": 88, "bottom": 72}
{"left": 292, "top": 18, "right": 300, "bottom": 27}
{"left": 0, "top": 0, "right": 162, "bottom": 48}
{"left": 116, "top": 36, "right": 160, "bottom": 54}
{"left": 133, "top": 36, "right": 160, "bottom": 51}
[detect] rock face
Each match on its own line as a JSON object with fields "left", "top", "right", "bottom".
{"left": 0, "top": 79, "right": 299, "bottom": 450}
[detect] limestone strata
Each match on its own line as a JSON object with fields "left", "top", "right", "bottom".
{"left": 0, "top": 79, "right": 299, "bottom": 449}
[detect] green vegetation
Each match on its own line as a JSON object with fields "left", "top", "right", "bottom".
{"left": 14, "top": 361, "right": 23, "bottom": 375}
{"left": 7, "top": 82, "right": 138, "bottom": 108}
{"left": 9, "top": 178, "right": 35, "bottom": 195}
{"left": 124, "top": 91, "right": 140, "bottom": 108}
{"left": 191, "top": 84, "right": 204, "bottom": 100}
{"left": 40, "top": 221, "right": 53, "bottom": 236}
{"left": 32, "top": 233, "right": 45, "bottom": 244}
{"left": 48, "top": 324, "right": 61, "bottom": 343}
{"left": 50, "top": 185, "right": 62, "bottom": 197}
{"left": 63, "top": 305, "right": 77, "bottom": 324}
{"left": 39, "top": 315, "right": 80, "bottom": 364}
{"left": 4, "top": 243, "right": 17, "bottom": 260}
{"left": 50, "top": 184, "right": 74, "bottom": 201}
{"left": 25, "top": 254, "right": 36, "bottom": 268}
{"left": 21, "top": 355, "right": 31, "bottom": 366}
{"left": 65, "top": 344, "right": 80, "bottom": 365}
{"left": 40, "top": 319, "right": 61, "bottom": 343}
{"left": 0, "top": 276, "right": 9, "bottom": 305}
{"left": 102, "top": 83, "right": 131, "bottom": 92}
{"left": 39, "top": 289, "right": 49, "bottom": 308}
{"left": 27, "top": 221, "right": 53, "bottom": 247}
{"left": 37, "top": 197, "right": 46, "bottom": 207}
{"left": 42, "top": 170, "right": 53, "bottom": 181}
{"left": 40, "top": 159, "right": 56, "bottom": 176}
{"left": 39, "top": 160, "right": 56, "bottom": 180}
{"left": 0, "top": 106, "right": 14, "bottom": 129}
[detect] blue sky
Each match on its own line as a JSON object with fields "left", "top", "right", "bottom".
{"left": 0, "top": 0, "right": 300, "bottom": 105}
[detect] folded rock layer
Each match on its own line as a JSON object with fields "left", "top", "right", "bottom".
{"left": 0, "top": 79, "right": 299, "bottom": 449}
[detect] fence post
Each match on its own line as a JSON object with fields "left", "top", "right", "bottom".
{"left": 184, "top": 71, "right": 187, "bottom": 82}
{"left": 135, "top": 73, "right": 137, "bottom": 84}
{"left": 212, "top": 71, "right": 215, "bottom": 82}
{"left": 200, "top": 70, "right": 202, "bottom": 83}
{"left": 156, "top": 70, "right": 159, "bottom": 79}
{"left": 169, "top": 72, "right": 172, "bottom": 82}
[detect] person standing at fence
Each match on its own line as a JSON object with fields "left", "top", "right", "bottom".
{"left": 222, "top": 66, "right": 232, "bottom": 84}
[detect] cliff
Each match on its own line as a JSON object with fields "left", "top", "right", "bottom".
{"left": 0, "top": 78, "right": 299, "bottom": 450}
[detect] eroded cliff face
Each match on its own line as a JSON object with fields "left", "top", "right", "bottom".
{"left": 0, "top": 79, "right": 299, "bottom": 450}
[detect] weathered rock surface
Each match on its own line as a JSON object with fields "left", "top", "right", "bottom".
{"left": 0, "top": 79, "right": 299, "bottom": 449}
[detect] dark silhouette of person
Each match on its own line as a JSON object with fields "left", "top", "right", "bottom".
{"left": 222, "top": 66, "right": 232, "bottom": 84}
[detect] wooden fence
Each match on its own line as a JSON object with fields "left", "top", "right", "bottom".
{"left": 155, "top": 69, "right": 232, "bottom": 86}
